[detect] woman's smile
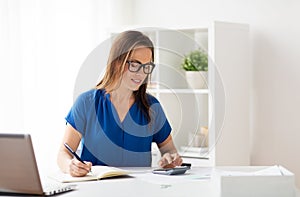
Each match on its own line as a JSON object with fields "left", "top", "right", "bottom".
{"left": 131, "top": 78, "right": 142, "bottom": 85}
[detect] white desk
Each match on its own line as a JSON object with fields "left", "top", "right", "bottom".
{"left": 59, "top": 167, "right": 299, "bottom": 197}
{"left": 61, "top": 167, "right": 215, "bottom": 197}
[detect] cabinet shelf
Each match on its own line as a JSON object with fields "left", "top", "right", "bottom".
{"left": 179, "top": 146, "right": 210, "bottom": 159}
{"left": 147, "top": 88, "right": 209, "bottom": 94}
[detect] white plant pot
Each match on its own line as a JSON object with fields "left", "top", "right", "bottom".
{"left": 185, "top": 71, "right": 208, "bottom": 89}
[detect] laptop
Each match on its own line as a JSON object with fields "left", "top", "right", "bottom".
{"left": 0, "top": 133, "right": 77, "bottom": 196}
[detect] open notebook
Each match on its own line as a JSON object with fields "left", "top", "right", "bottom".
{"left": 0, "top": 133, "right": 76, "bottom": 196}
{"left": 49, "top": 166, "right": 130, "bottom": 183}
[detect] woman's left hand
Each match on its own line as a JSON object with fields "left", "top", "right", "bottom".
{"left": 158, "top": 152, "right": 183, "bottom": 168}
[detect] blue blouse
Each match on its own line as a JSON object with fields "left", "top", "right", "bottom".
{"left": 65, "top": 89, "right": 171, "bottom": 167}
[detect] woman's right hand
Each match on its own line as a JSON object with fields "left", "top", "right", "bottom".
{"left": 68, "top": 158, "right": 92, "bottom": 177}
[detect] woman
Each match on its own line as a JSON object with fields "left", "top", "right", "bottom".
{"left": 57, "top": 30, "right": 182, "bottom": 177}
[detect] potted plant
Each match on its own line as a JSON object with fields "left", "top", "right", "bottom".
{"left": 181, "top": 49, "right": 208, "bottom": 89}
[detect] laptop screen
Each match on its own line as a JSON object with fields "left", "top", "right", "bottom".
{"left": 0, "top": 133, "right": 44, "bottom": 195}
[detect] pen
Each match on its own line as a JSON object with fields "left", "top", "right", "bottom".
{"left": 64, "top": 142, "right": 92, "bottom": 172}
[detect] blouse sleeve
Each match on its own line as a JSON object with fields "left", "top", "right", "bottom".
{"left": 65, "top": 92, "right": 89, "bottom": 135}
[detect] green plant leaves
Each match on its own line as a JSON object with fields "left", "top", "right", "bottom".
{"left": 181, "top": 49, "right": 208, "bottom": 71}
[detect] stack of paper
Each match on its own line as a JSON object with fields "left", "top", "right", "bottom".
{"left": 212, "top": 165, "right": 296, "bottom": 197}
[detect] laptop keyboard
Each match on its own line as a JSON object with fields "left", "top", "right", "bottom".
{"left": 42, "top": 181, "right": 77, "bottom": 195}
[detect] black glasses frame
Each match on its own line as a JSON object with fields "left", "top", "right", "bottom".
{"left": 126, "top": 61, "right": 156, "bottom": 74}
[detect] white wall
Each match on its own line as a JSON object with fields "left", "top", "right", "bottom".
{"left": 0, "top": 0, "right": 24, "bottom": 132}
{"left": 131, "top": 0, "right": 300, "bottom": 187}
{"left": 0, "top": 0, "right": 114, "bottom": 176}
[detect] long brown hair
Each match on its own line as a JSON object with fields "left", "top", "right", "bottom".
{"left": 96, "top": 30, "right": 154, "bottom": 122}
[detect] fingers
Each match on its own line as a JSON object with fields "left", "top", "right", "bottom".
{"left": 158, "top": 152, "right": 183, "bottom": 168}
{"left": 172, "top": 153, "right": 183, "bottom": 166}
{"left": 68, "top": 159, "right": 92, "bottom": 177}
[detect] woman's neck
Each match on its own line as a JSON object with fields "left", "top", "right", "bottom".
{"left": 110, "top": 88, "right": 133, "bottom": 102}
{"left": 110, "top": 88, "right": 135, "bottom": 122}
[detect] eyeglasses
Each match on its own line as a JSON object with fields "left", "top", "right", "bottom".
{"left": 126, "top": 61, "right": 155, "bottom": 74}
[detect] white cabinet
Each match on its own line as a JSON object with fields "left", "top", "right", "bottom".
{"left": 145, "top": 21, "right": 250, "bottom": 167}
{"left": 210, "top": 21, "right": 250, "bottom": 166}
